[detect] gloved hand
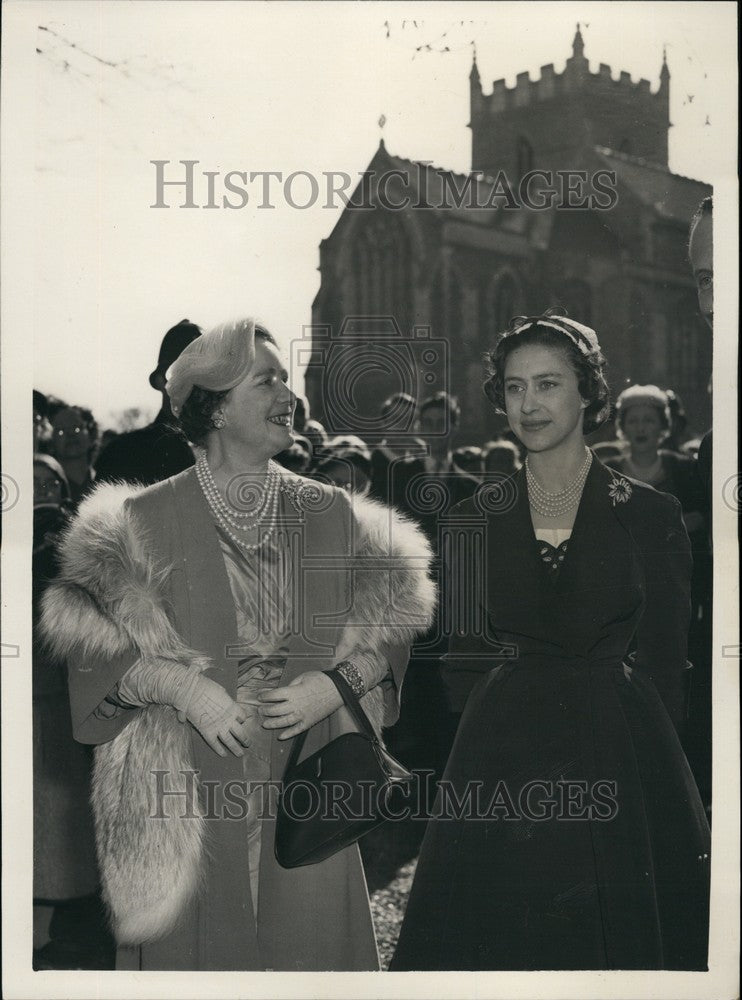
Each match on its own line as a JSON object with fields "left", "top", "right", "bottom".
{"left": 180, "top": 674, "right": 252, "bottom": 758}
{"left": 258, "top": 670, "right": 344, "bottom": 739}
{"left": 116, "top": 657, "right": 250, "bottom": 757}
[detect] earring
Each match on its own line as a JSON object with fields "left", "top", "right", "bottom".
{"left": 212, "top": 409, "right": 226, "bottom": 429}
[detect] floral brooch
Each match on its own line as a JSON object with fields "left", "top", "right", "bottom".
{"left": 608, "top": 476, "right": 633, "bottom": 505}
{"left": 279, "top": 474, "right": 325, "bottom": 514}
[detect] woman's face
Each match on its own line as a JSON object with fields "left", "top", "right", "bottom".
{"left": 503, "top": 343, "right": 587, "bottom": 454}
{"left": 51, "top": 407, "right": 91, "bottom": 461}
{"left": 220, "top": 338, "right": 296, "bottom": 459}
{"left": 34, "top": 463, "right": 64, "bottom": 507}
{"left": 622, "top": 404, "right": 664, "bottom": 455}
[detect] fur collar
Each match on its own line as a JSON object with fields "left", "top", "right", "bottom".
{"left": 40, "top": 474, "right": 435, "bottom": 945}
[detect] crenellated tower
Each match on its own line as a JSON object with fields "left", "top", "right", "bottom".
{"left": 470, "top": 25, "right": 670, "bottom": 180}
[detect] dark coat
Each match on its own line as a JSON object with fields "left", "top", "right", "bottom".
{"left": 94, "top": 411, "right": 195, "bottom": 487}
{"left": 392, "top": 456, "right": 710, "bottom": 971}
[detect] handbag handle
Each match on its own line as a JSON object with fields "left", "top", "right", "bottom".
{"left": 283, "top": 668, "right": 378, "bottom": 772}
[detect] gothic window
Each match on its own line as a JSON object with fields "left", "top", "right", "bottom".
{"left": 517, "top": 137, "right": 534, "bottom": 177}
{"left": 351, "top": 215, "right": 411, "bottom": 333}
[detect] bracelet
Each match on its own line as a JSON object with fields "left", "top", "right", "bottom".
{"left": 334, "top": 661, "right": 365, "bottom": 698}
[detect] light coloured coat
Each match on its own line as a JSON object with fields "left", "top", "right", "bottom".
{"left": 40, "top": 467, "right": 436, "bottom": 970}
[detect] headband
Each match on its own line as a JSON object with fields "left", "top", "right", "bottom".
{"left": 506, "top": 315, "right": 600, "bottom": 357}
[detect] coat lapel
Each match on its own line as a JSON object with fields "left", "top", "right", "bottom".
{"left": 482, "top": 466, "right": 544, "bottom": 639}
{"left": 481, "top": 455, "right": 636, "bottom": 656}
{"left": 168, "top": 468, "right": 241, "bottom": 692}
{"left": 550, "top": 455, "right": 637, "bottom": 656}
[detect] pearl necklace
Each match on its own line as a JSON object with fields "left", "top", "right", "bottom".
{"left": 197, "top": 453, "right": 280, "bottom": 530}
{"left": 526, "top": 448, "right": 592, "bottom": 518}
{"left": 196, "top": 454, "right": 282, "bottom": 552}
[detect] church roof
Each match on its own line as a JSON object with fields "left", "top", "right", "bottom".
{"left": 592, "top": 146, "right": 711, "bottom": 224}
{"left": 371, "top": 141, "right": 710, "bottom": 228}
{"left": 376, "top": 143, "right": 499, "bottom": 226}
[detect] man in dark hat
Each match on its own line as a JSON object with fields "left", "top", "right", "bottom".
{"left": 94, "top": 319, "right": 202, "bottom": 486}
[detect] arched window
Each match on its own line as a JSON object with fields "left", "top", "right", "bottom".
{"left": 517, "top": 137, "right": 534, "bottom": 178}
{"left": 351, "top": 215, "right": 411, "bottom": 333}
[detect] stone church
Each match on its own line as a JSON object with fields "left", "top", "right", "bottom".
{"left": 306, "top": 27, "right": 712, "bottom": 444}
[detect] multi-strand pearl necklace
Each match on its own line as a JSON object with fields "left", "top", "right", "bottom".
{"left": 196, "top": 454, "right": 282, "bottom": 552}
{"left": 525, "top": 448, "right": 592, "bottom": 518}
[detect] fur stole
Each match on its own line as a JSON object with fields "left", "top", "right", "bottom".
{"left": 40, "top": 474, "right": 435, "bottom": 946}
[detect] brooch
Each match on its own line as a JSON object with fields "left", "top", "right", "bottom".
{"left": 279, "top": 475, "right": 324, "bottom": 514}
{"left": 608, "top": 476, "right": 633, "bottom": 505}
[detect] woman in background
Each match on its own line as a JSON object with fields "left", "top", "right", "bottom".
{"left": 609, "top": 384, "right": 705, "bottom": 536}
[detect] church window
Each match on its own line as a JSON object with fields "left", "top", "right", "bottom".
{"left": 351, "top": 215, "right": 411, "bottom": 333}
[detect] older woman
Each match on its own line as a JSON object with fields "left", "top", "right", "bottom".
{"left": 391, "top": 312, "right": 710, "bottom": 971}
{"left": 41, "top": 319, "right": 435, "bottom": 971}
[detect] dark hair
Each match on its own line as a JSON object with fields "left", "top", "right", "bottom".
{"left": 419, "top": 391, "right": 460, "bottom": 426}
{"left": 51, "top": 404, "right": 100, "bottom": 462}
{"left": 452, "top": 446, "right": 484, "bottom": 475}
{"left": 483, "top": 309, "right": 610, "bottom": 435}
{"left": 178, "top": 325, "right": 277, "bottom": 446}
{"left": 663, "top": 388, "right": 687, "bottom": 433}
{"left": 689, "top": 195, "right": 712, "bottom": 243}
{"left": 33, "top": 389, "right": 49, "bottom": 418}
{"left": 44, "top": 394, "right": 69, "bottom": 423}
{"left": 380, "top": 391, "right": 417, "bottom": 427}
{"left": 482, "top": 438, "right": 522, "bottom": 474}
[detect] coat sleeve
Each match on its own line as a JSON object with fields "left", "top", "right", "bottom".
{"left": 332, "top": 489, "right": 437, "bottom": 730}
{"left": 39, "top": 483, "right": 206, "bottom": 744}
{"left": 630, "top": 493, "right": 693, "bottom": 731}
{"left": 66, "top": 646, "right": 141, "bottom": 744}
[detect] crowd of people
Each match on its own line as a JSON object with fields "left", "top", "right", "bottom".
{"left": 31, "top": 197, "right": 714, "bottom": 972}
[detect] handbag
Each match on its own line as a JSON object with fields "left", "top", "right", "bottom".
{"left": 275, "top": 669, "right": 413, "bottom": 868}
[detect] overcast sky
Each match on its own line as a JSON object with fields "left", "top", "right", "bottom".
{"left": 5, "top": 0, "right": 737, "bottom": 425}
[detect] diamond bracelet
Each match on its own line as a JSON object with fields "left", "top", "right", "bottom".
{"left": 333, "top": 660, "right": 365, "bottom": 698}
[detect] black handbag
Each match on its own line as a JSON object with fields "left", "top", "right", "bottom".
{"left": 275, "top": 670, "right": 413, "bottom": 868}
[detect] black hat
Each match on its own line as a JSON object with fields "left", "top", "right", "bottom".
{"left": 149, "top": 319, "right": 202, "bottom": 389}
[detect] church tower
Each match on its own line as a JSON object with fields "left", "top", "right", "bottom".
{"left": 469, "top": 25, "right": 670, "bottom": 180}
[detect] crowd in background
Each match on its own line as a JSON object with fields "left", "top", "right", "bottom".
{"left": 32, "top": 314, "right": 713, "bottom": 970}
